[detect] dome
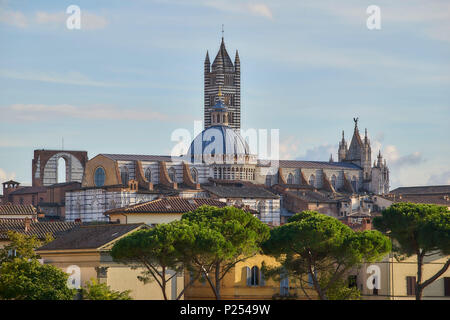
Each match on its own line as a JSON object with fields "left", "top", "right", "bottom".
{"left": 212, "top": 99, "right": 228, "bottom": 111}
{"left": 187, "top": 125, "right": 251, "bottom": 164}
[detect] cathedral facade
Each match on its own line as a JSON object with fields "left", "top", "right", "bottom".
{"left": 65, "top": 37, "right": 390, "bottom": 225}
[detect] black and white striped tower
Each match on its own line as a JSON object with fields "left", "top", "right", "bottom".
{"left": 204, "top": 34, "right": 241, "bottom": 131}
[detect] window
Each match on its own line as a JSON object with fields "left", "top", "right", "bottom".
{"left": 372, "top": 276, "right": 379, "bottom": 295}
{"left": 331, "top": 175, "right": 337, "bottom": 189}
{"left": 309, "top": 174, "right": 315, "bottom": 187}
{"left": 120, "top": 167, "right": 129, "bottom": 186}
{"left": 251, "top": 266, "right": 259, "bottom": 286}
{"left": 7, "top": 249, "right": 17, "bottom": 258}
{"left": 190, "top": 168, "right": 198, "bottom": 183}
{"left": 348, "top": 275, "right": 357, "bottom": 288}
{"left": 265, "top": 175, "right": 271, "bottom": 186}
{"left": 280, "top": 274, "right": 289, "bottom": 296}
{"left": 351, "top": 176, "right": 357, "bottom": 192}
{"left": 57, "top": 157, "right": 67, "bottom": 183}
{"left": 287, "top": 173, "right": 294, "bottom": 184}
{"left": 94, "top": 167, "right": 106, "bottom": 187}
{"left": 144, "top": 168, "right": 152, "bottom": 182}
{"left": 444, "top": 277, "right": 450, "bottom": 297}
{"left": 406, "top": 276, "right": 416, "bottom": 296}
{"left": 168, "top": 167, "right": 176, "bottom": 183}
{"left": 257, "top": 201, "right": 265, "bottom": 214}
{"left": 245, "top": 266, "right": 262, "bottom": 287}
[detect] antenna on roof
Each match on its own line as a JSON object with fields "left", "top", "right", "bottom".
{"left": 222, "top": 24, "right": 224, "bottom": 40}
{"left": 62, "top": 137, "right": 64, "bottom": 150}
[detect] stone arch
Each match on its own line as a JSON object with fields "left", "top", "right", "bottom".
{"left": 40, "top": 152, "right": 85, "bottom": 186}
{"left": 120, "top": 167, "right": 129, "bottom": 185}
{"left": 190, "top": 167, "right": 198, "bottom": 183}
{"left": 145, "top": 167, "right": 152, "bottom": 182}
{"left": 168, "top": 167, "right": 176, "bottom": 183}
{"left": 287, "top": 173, "right": 294, "bottom": 184}
{"left": 331, "top": 174, "right": 337, "bottom": 189}
{"left": 351, "top": 176, "right": 357, "bottom": 192}
{"left": 309, "top": 174, "right": 316, "bottom": 187}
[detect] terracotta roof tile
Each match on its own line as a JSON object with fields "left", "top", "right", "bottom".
{"left": 275, "top": 160, "right": 361, "bottom": 170}
{"left": 36, "top": 224, "right": 145, "bottom": 251}
{"left": 105, "top": 197, "right": 229, "bottom": 215}
{"left": 0, "top": 218, "right": 81, "bottom": 240}
{"left": 0, "top": 204, "right": 37, "bottom": 215}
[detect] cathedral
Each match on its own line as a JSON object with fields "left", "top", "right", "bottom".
{"left": 65, "top": 36, "right": 390, "bottom": 225}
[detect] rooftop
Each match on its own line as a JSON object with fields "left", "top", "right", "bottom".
{"left": 390, "top": 185, "right": 450, "bottom": 195}
{"left": 0, "top": 218, "right": 80, "bottom": 240}
{"left": 36, "top": 223, "right": 144, "bottom": 251}
{"left": 0, "top": 204, "right": 37, "bottom": 215}
{"left": 268, "top": 160, "right": 361, "bottom": 170}
{"left": 203, "top": 184, "right": 279, "bottom": 199}
{"left": 105, "top": 197, "right": 229, "bottom": 215}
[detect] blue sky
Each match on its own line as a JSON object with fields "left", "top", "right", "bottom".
{"left": 0, "top": 0, "right": 449, "bottom": 189}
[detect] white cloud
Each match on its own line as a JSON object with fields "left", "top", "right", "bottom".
{"left": 300, "top": 144, "right": 337, "bottom": 161}
{"left": 35, "top": 10, "right": 108, "bottom": 30}
{"left": 0, "top": 103, "right": 190, "bottom": 123}
{"left": 279, "top": 135, "right": 301, "bottom": 160}
{"left": 427, "top": 171, "right": 450, "bottom": 185}
{"left": 0, "top": 9, "right": 27, "bottom": 28}
{"left": 0, "top": 9, "right": 107, "bottom": 30}
{"left": 247, "top": 3, "right": 273, "bottom": 20}
{"left": 35, "top": 11, "right": 65, "bottom": 24}
{"left": 201, "top": 1, "right": 273, "bottom": 20}
{"left": 0, "top": 168, "right": 16, "bottom": 184}
{"left": 0, "top": 70, "right": 121, "bottom": 87}
{"left": 300, "top": 0, "right": 450, "bottom": 42}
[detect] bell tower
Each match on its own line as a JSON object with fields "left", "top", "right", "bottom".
{"left": 204, "top": 32, "right": 241, "bottom": 130}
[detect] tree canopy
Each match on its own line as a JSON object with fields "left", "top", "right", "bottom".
{"left": 263, "top": 210, "right": 391, "bottom": 300}
{"left": 0, "top": 258, "right": 75, "bottom": 300}
{"left": 373, "top": 202, "right": 450, "bottom": 299}
{"left": 111, "top": 222, "right": 193, "bottom": 300}
{"left": 81, "top": 278, "right": 132, "bottom": 300}
{"left": 180, "top": 205, "right": 270, "bottom": 300}
{"left": 0, "top": 231, "right": 53, "bottom": 264}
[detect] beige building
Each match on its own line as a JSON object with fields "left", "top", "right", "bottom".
{"left": 354, "top": 253, "right": 450, "bottom": 300}
{"left": 36, "top": 223, "right": 184, "bottom": 300}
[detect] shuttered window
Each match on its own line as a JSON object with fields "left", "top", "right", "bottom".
{"left": 406, "top": 276, "right": 416, "bottom": 296}
{"left": 444, "top": 277, "right": 450, "bottom": 297}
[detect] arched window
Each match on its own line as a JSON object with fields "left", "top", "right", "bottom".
{"left": 280, "top": 273, "right": 289, "bottom": 296}
{"left": 120, "top": 167, "right": 129, "bottom": 186}
{"left": 190, "top": 167, "right": 198, "bottom": 183}
{"left": 265, "top": 175, "right": 271, "bottom": 186}
{"left": 168, "top": 167, "right": 176, "bottom": 182}
{"left": 309, "top": 174, "right": 315, "bottom": 187}
{"left": 94, "top": 167, "right": 106, "bottom": 187}
{"left": 287, "top": 173, "right": 294, "bottom": 184}
{"left": 57, "top": 157, "right": 67, "bottom": 183}
{"left": 331, "top": 175, "right": 337, "bottom": 189}
{"left": 145, "top": 168, "right": 152, "bottom": 182}
{"left": 246, "top": 266, "right": 260, "bottom": 286}
{"left": 257, "top": 201, "right": 265, "bottom": 214}
{"left": 351, "top": 176, "right": 357, "bottom": 192}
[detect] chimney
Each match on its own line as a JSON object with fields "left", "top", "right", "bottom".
{"left": 24, "top": 217, "right": 31, "bottom": 232}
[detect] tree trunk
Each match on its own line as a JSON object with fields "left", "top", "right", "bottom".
{"left": 161, "top": 268, "right": 168, "bottom": 300}
{"left": 308, "top": 264, "right": 327, "bottom": 300}
{"left": 215, "top": 262, "right": 221, "bottom": 300}
{"left": 415, "top": 251, "right": 424, "bottom": 300}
